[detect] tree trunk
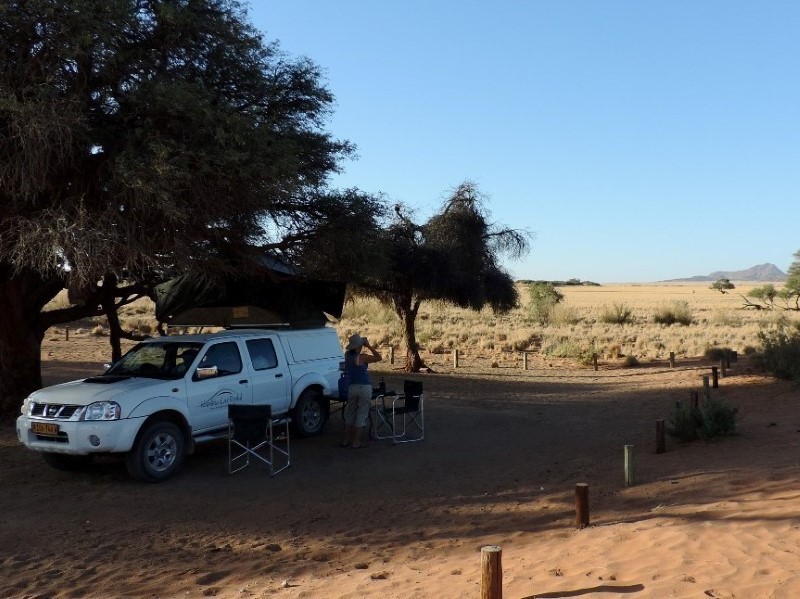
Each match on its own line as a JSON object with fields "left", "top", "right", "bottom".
{"left": 393, "top": 294, "right": 426, "bottom": 372}
{"left": 101, "top": 274, "right": 123, "bottom": 362}
{"left": 0, "top": 276, "right": 51, "bottom": 419}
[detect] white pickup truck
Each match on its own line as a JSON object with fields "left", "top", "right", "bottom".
{"left": 16, "top": 327, "right": 343, "bottom": 482}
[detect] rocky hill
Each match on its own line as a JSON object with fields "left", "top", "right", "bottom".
{"left": 666, "top": 263, "right": 786, "bottom": 282}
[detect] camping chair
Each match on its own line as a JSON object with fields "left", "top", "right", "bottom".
{"left": 374, "top": 380, "right": 424, "bottom": 444}
{"left": 228, "top": 404, "right": 290, "bottom": 476}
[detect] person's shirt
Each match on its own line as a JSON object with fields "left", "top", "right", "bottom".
{"left": 344, "top": 350, "right": 371, "bottom": 386}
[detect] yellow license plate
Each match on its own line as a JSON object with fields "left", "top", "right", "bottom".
{"left": 32, "top": 422, "right": 60, "bottom": 436}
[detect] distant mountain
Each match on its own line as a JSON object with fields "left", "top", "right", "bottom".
{"left": 666, "top": 263, "right": 786, "bottom": 282}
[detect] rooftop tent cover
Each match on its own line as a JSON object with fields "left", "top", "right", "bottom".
{"left": 154, "top": 259, "right": 346, "bottom": 328}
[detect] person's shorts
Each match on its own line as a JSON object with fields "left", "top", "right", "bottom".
{"left": 343, "top": 384, "right": 372, "bottom": 427}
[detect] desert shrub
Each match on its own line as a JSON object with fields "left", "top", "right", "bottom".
{"left": 550, "top": 304, "right": 581, "bottom": 325}
{"left": 667, "top": 398, "right": 738, "bottom": 442}
{"left": 91, "top": 325, "right": 106, "bottom": 337}
{"left": 757, "top": 324, "right": 800, "bottom": 380}
{"left": 622, "top": 355, "right": 639, "bottom": 367}
{"left": 653, "top": 301, "right": 693, "bottom": 326}
{"left": 599, "top": 303, "right": 634, "bottom": 325}
{"left": 607, "top": 344, "right": 623, "bottom": 359}
{"left": 700, "top": 397, "right": 738, "bottom": 439}
{"left": 704, "top": 346, "right": 735, "bottom": 362}
{"left": 527, "top": 282, "right": 564, "bottom": 325}
{"left": 541, "top": 337, "right": 595, "bottom": 365}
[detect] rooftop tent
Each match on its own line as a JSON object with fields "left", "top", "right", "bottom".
{"left": 154, "top": 258, "right": 346, "bottom": 328}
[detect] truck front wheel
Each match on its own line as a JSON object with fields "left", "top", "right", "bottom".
{"left": 292, "top": 388, "right": 327, "bottom": 437}
{"left": 126, "top": 420, "right": 185, "bottom": 483}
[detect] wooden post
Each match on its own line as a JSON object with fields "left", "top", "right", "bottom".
{"left": 656, "top": 420, "right": 666, "bottom": 454}
{"left": 65, "top": 326, "right": 69, "bottom": 341}
{"left": 624, "top": 445, "right": 635, "bottom": 486}
{"left": 703, "top": 375, "right": 710, "bottom": 399}
{"left": 711, "top": 366, "right": 719, "bottom": 388}
{"left": 669, "top": 352, "right": 675, "bottom": 368}
{"left": 731, "top": 350, "right": 738, "bottom": 363}
{"left": 690, "top": 391, "right": 699, "bottom": 409}
{"left": 593, "top": 353, "right": 598, "bottom": 371}
{"left": 389, "top": 346, "right": 394, "bottom": 365}
{"left": 575, "top": 483, "right": 590, "bottom": 529}
{"left": 720, "top": 359, "right": 726, "bottom": 378}
{"left": 480, "top": 545, "right": 503, "bottom": 599}
{"left": 453, "top": 348, "right": 459, "bottom": 368}
{"left": 522, "top": 352, "right": 528, "bottom": 370}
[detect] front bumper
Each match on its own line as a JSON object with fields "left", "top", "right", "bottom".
{"left": 16, "top": 415, "right": 144, "bottom": 455}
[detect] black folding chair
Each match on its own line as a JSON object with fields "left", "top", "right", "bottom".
{"left": 375, "top": 380, "right": 424, "bottom": 444}
{"left": 228, "top": 404, "right": 290, "bottom": 475}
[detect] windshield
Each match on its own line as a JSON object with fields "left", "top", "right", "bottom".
{"left": 105, "top": 341, "right": 204, "bottom": 380}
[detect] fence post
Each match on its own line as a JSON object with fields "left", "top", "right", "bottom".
{"left": 656, "top": 420, "right": 666, "bottom": 454}
{"left": 389, "top": 346, "right": 394, "bottom": 365}
{"left": 453, "top": 348, "right": 459, "bottom": 369}
{"left": 669, "top": 352, "right": 675, "bottom": 368}
{"left": 480, "top": 545, "right": 503, "bottom": 599}
{"left": 575, "top": 483, "right": 590, "bottom": 529}
{"left": 593, "top": 353, "right": 598, "bottom": 371}
{"left": 711, "top": 367, "right": 719, "bottom": 388}
{"left": 65, "top": 326, "right": 69, "bottom": 341}
{"left": 720, "top": 359, "right": 726, "bottom": 378}
{"left": 523, "top": 352, "right": 529, "bottom": 370}
{"left": 624, "top": 445, "right": 635, "bottom": 486}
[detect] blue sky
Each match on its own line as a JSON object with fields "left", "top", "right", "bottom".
{"left": 248, "top": 1, "right": 799, "bottom": 283}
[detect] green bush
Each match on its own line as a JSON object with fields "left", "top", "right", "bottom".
{"left": 599, "top": 303, "right": 635, "bottom": 324}
{"left": 667, "top": 397, "right": 738, "bottom": 442}
{"left": 704, "top": 346, "right": 735, "bottom": 362}
{"left": 758, "top": 324, "right": 800, "bottom": 380}
{"left": 653, "top": 301, "right": 693, "bottom": 326}
{"left": 527, "top": 282, "right": 564, "bottom": 325}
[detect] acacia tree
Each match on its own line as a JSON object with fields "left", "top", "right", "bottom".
{"left": 0, "top": 0, "right": 367, "bottom": 417}
{"left": 365, "top": 183, "right": 529, "bottom": 371}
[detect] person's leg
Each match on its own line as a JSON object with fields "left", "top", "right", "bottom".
{"left": 351, "top": 386, "right": 372, "bottom": 448}
{"left": 342, "top": 391, "right": 359, "bottom": 447}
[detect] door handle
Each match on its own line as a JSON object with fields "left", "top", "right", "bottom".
{"left": 275, "top": 373, "right": 283, "bottom": 378}
{"left": 239, "top": 379, "right": 248, "bottom": 384}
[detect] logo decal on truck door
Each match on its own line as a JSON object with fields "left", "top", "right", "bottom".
{"left": 199, "top": 389, "right": 242, "bottom": 409}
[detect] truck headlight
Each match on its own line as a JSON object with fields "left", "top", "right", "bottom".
{"left": 20, "top": 397, "right": 31, "bottom": 416}
{"left": 82, "top": 401, "right": 121, "bottom": 421}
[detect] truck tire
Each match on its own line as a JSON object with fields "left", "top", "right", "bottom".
{"left": 125, "top": 420, "right": 185, "bottom": 483}
{"left": 292, "top": 388, "right": 327, "bottom": 437}
{"left": 42, "top": 453, "right": 93, "bottom": 471}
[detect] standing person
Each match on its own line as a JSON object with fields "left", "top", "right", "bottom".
{"left": 341, "top": 333, "right": 382, "bottom": 448}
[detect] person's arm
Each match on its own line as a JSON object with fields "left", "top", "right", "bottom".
{"left": 359, "top": 338, "right": 382, "bottom": 364}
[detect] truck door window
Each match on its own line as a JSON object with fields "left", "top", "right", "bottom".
{"left": 246, "top": 338, "right": 278, "bottom": 370}
{"left": 198, "top": 342, "right": 242, "bottom": 377}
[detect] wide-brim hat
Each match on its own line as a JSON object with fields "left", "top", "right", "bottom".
{"left": 346, "top": 334, "right": 365, "bottom": 351}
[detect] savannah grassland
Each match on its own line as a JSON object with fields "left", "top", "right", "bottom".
{"left": 60, "top": 281, "right": 799, "bottom": 371}
{"left": 51, "top": 282, "right": 800, "bottom": 371}
{"left": 334, "top": 282, "right": 798, "bottom": 371}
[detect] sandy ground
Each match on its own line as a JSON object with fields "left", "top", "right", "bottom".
{"left": 2, "top": 333, "right": 800, "bottom": 598}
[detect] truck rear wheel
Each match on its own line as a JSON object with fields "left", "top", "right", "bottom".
{"left": 292, "top": 388, "right": 327, "bottom": 437}
{"left": 125, "top": 420, "right": 185, "bottom": 483}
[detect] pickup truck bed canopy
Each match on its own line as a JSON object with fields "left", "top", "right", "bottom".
{"left": 154, "top": 260, "right": 345, "bottom": 328}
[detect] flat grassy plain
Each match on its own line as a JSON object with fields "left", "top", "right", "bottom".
{"left": 336, "top": 282, "right": 798, "bottom": 370}
{"left": 48, "top": 281, "right": 797, "bottom": 371}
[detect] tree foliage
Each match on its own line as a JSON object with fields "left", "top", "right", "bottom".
{"left": 0, "top": 0, "right": 360, "bottom": 416}
{"left": 710, "top": 278, "right": 735, "bottom": 294}
{"left": 348, "top": 182, "right": 530, "bottom": 371}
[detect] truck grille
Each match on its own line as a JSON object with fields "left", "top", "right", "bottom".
{"left": 30, "top": 403, "right": 82, "bottom": 420}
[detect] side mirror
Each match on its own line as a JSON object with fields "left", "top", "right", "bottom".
{"left": 196, "top": 366, "right": 219, "bottom": 380}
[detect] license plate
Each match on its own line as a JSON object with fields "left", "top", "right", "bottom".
{"left": 32, "top": 422, "right": 60, "bottom": 436}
